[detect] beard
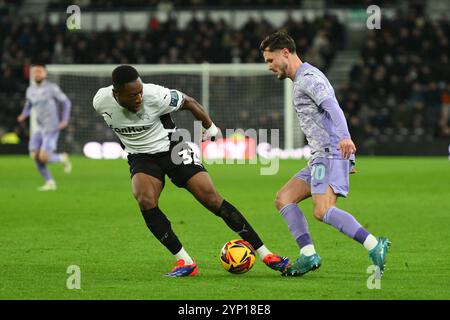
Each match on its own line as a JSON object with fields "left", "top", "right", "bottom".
{"left": 277, "top": 63, "right": 288, "bottom": 80}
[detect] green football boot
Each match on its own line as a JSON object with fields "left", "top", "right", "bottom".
{"left": 368, "top": 236, "right": 391, "bottom": 273}
{"left": 282, "top": 253, "right": 321, "bottom": 277}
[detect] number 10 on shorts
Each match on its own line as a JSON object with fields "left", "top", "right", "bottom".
{"left": 311, "top": 164, "right": 326, "bottom": 181}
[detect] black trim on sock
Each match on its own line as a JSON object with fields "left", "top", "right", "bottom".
{"left": 215, "top": 200, "right": 263, "bottom": 250}
{"left": 141, "top": 207, "right": 182, "bottom": 255}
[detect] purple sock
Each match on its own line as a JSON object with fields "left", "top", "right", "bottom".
{"left": 36, "top": 161, "right": 52, "bottom": 181}
{"left": 323, "top": 207, "right": 369, "bottom": 244}
{"left": 48, "top": 153, "right": 61, "bottom": 164}
{"left": 280, "top": 204, "right": 313, "bottom": 249}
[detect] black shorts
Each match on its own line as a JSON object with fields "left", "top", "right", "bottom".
{"left": 127, "top": 142, "right": 206, "bottom": 188}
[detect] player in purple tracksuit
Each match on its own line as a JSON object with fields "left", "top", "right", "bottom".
{"left": 17, "top": 64, "right": 72, "bottom": 191}
{"left": 260, "top": 31, "right": 390, "bottom": 276}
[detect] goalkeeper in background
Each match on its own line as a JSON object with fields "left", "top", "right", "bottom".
{"left": 17, "top": 63, "right": 72, "bottom": 191}
{"left": 92, "top": 65, "right": 290, "bottom": 277}
{"left": 260, "top": 31, "right": 390, "bottom": 276}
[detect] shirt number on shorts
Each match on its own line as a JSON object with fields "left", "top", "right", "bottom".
{"left": 178, "top": 147, "right": 201, "bottom": 165}
{"left": 311, "top": 164, "right": 326, "bottom": 181}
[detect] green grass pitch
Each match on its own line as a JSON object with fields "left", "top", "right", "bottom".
{"left": 1, "top": 155, "right": 449, "bottom": 300}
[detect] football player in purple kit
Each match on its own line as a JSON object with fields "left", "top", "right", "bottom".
{"left": 17, "top": 64, "right": 72, "bottom": 191}
{"left": 260, "top": 31, "right": 390, "bottom": 276}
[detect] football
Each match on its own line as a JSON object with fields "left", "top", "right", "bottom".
{"left": 220, "top": 239, "right": 256, "bottom": 274}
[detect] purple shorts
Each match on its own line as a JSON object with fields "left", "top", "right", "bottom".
{"left": 29, "top": 130, "right": 60, "bottom": 153}
{"left": 295, "top": 157, "right": 353, "bottom": 197}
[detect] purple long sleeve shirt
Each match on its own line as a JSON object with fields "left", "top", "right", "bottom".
{"left": 20, "top": 80, "right": 71, "bottom": 132}
{"left": 293, "top": 62, "right": 354, "bottom": 161}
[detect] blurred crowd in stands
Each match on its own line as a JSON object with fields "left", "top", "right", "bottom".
{"left": 0, "top": 9, "right": 342, "bottom": 141}
{"left": 0, "top": 0, "right": 22, "bottom": 15}
{"left": 336, "top": 12, "right": 450, "bottom": 142}
{"left": 47, "top": 0, "right": 305, "bottom": 10}
{"left": 46, "top": 0, "right": 390, "bottom": 10}
{"left": 0, "top": 3, "right": 448, "bottom": 149}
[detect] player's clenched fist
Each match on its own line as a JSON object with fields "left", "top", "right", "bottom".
{"left": 202, "top": 122, "right": 221, "bottom": 141}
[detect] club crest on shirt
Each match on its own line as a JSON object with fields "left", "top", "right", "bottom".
{"left": 312, "top": 82, "right": 326, "bottom": 96}
{"left": 136, "top": 111, "right": 150, "bottom": 120}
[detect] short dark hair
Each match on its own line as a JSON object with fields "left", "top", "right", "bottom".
{"left": 112, "top": 65, "right": 139, "bottom": 89}
{"left": 31, "top": 62, "right": 46, "bottom": 68}
{"left": 259, "top": 31, "right": 296, "bottom": 53}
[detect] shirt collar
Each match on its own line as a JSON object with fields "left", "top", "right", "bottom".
{"left": 294, "top": 62, "right": 309, "bottom": 80}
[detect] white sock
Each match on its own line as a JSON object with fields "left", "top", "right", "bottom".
{"left": 300, "top": 244, "right": 316, "bottom": 256}
{"left": 363, "top": 234, "right": 378, "bottom": 251}
{"left": 174, "top": 247, "right": 193, "bottom": 265}
{"left": 256, "top": 245, "right": 271, "bottom": 259}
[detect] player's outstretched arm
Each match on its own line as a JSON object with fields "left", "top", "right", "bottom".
{"left": 181, "top": 94, "right": 220, "bottom": 140}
